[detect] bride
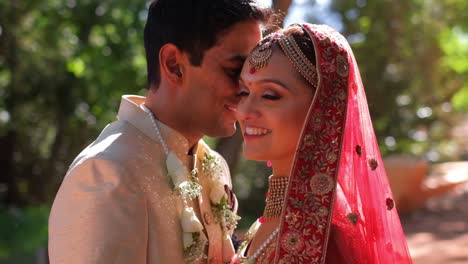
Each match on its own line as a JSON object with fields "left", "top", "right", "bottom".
{"left": 232, "top": 23, "right": 413, "bottom": 263}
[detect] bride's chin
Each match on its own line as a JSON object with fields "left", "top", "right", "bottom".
{"left": 242, "top": 149, "right": 268, "bottom": 161}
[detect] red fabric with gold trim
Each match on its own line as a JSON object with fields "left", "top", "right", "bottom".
{"left": 269, "top": 24, "right": 413, "bottom": 264}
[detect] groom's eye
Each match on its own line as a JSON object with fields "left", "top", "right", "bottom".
{"left": 225, "top": 67, "right": 242, "bottom": 79}
{"left": 237, "top": 91, "right": 250, "bottom": 97}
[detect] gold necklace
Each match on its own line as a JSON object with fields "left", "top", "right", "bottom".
{"left": 263, "top": 176, "right": 288, "bottom": 220}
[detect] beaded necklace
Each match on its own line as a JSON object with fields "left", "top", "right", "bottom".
{"left": 263, "top": 176, "right": 288, "bottom": 220}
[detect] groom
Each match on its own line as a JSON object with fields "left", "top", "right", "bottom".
{"left": 48, "top": 0, "right": 270, "bottom": 263}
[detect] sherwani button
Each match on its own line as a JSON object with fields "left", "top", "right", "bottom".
{"left": 204, "top": 212, "right": 213, "bottom": 225}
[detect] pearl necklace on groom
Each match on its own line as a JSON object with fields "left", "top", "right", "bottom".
{"left": 142, "top": 104, "right": 207, "bottom": 262}
{"left": 141, "top": 104, "right": 240, "bottom": 263}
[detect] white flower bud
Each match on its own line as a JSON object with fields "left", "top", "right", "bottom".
{"left": 182, "top": 232, "right": 194, "bottom": 249}
{"left": 181, "top": 207, "right": 203, "bottom": 233}
{"left": 166, "top": 152, "right": 189, "bottom": 186}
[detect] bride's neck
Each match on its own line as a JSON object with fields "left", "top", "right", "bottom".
{"left": 263, "top": 175, "right": 289, "bottom": 220}
{"left": 271, "top": 157, "right": 294, "bottom": 178}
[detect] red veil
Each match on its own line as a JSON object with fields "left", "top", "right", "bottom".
{"left": 272, "top": 24, "right": 413, "bottom": 263}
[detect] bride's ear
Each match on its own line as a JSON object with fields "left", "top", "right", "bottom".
{"left": 159, "top": 44, "right": 184, "bottom": 85}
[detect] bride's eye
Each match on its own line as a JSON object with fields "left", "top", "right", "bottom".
{"left": 262, "top": 93, "right": 281, "bottom": 100}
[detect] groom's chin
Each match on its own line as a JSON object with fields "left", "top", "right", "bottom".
{"left": 206, "top": 122, "right": 237, "bottom": 138}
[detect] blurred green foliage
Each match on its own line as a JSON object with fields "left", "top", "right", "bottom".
{"left": 0, "top": 206, "right": 49, "bottom": 258}
{"left": 0, "top": 1, "right": 147, "bottom": 205}
{"left": 0, "top": 1, "right": 147, "bottom": 259}
{"left": 329, "top": 0, "right": 468, "bottom": 159}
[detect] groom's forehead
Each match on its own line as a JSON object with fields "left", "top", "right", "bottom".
{"left": 211, "top": 21, "right": 262, "bottom": 53}
{"left": 205, "top": 48, "right": 246, "bottom": 66}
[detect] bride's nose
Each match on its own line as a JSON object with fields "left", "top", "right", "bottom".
{"left": 235, "top": 97, "right": 260, "bottom": 121}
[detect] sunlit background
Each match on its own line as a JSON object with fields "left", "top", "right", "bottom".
{"left": 1, "top": 0, "right": 467, "bottom": 263}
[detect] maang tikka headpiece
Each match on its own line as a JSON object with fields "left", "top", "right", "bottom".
{"left": 248, "top": 34, "right": 276, "bottom": 72}
{"left": 247, "top": 31, "right": 318, "bottom": 88}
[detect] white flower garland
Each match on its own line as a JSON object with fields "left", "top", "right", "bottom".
{"left": 202, "top": 153, "right": 241, "bottom": 233}
{"left": 142, "top": 105, "right": 240, "bottom": 263}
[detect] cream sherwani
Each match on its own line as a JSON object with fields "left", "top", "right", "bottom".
{"left": 49, "top": 95, "right": 236, "bottom": 264}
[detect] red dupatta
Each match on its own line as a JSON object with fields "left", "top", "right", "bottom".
{"left": 272, "top": 24, "right": 413, "bottom": 264}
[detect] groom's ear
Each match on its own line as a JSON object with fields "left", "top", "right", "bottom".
{"left": 159, "top": 44, "right": 184, "bottom": 85}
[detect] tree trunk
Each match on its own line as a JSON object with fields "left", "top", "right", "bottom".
{"left": 272, "top": 0, "right": 293, "bottom": 27}
{"left": 0, "top": 131, "right": 20, "bottom": 206}
{"left": 0, "top": 1, "right": 23, "bottom": 206}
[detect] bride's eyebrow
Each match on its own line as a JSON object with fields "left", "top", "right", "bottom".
{"left": 258, "top": 79, "right": 289, "bottom": 90}
{"left": 239, "top": 78, "right": 289, "bottom": 91}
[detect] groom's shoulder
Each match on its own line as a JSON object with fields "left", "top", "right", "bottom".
{"left": 68, "top": 120, "right": 155, "bottom": 173}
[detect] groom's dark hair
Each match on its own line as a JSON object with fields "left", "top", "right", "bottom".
{"left": 144, "top": 0, "right": 271, "bottom": 87}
